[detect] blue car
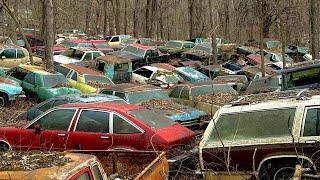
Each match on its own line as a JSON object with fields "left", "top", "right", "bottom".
{"left": 174, "top": 67, "right": 210, "bottom": 83}
{"left": 27, "top": 93, "right": 127, "bottom": 121}
{"left": 0, "top": 76, "right": 24, "bottom": 106}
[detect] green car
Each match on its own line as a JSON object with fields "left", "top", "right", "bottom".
{"left": 0, "top": 65, "right": 81, "bottom": 101}
{"left": 157, "top": 40, "right": 195, "bottom": 58}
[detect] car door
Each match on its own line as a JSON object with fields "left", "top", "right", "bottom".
{"left": 22, "top": 72, "right": 37, "bottom": 95}
{"left": 26, "top": 108, "right": 77, "bottom": 151}
{"left": 110, "top": 112, "right": 146, "bottom": 150}
{"left": 67, "top": 109, "right": 112, "bottom": 150}
{"left": 299, "top": 107, "right": 320, "bottom": 151}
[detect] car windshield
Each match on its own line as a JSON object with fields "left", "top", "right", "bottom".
{"left": 42, "top": 74, "right": 68, "bottom": 88}
{"left": 128, "top": 109, "right": 176, "bottom": 129}
{"left": 265, "top": 40, "right": 281, "bottom": 49}
{"left": 191, "top": 84, "right": 236, "bottom": 97}
{"left": 193, "top": 44, "right": 211, "bottom": 53}
{"left": 166, "top": 41, "right": 182, "bottom": 48}
{"left": 84, "top": 75, "right": 113, "bottom": 85}
{"left": 61, "top": 41, "right": 77, "bottom": 47}
{"left": 61, "top": 49, "right": 85, "bottom": 60}
{"left": 122, "top": 46, "right": 145, "bottom": 57}
{"left": 127, "top": 89, "right": 170, "bottom": 104}
{"left": 122, "top": 38, "right": 136, "bottom": 44}
{"left": 273, "top": 54, "right": 293, "bottom": 62}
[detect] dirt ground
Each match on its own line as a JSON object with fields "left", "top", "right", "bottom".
{"left": 0, "top": 100, "right": 34, "bottom": 127}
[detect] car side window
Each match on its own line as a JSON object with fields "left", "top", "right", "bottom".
{"left": 100, "top": 90, "right": 114, "bottom": 95}
{"left": 1, "top": 48, "right": 16, "bottom": 58}
{"left": 17, "top": 49, "right": 25, "bottom": 58}
{"left": 52, "top": 99, "right": 68, "bottom": 107}
{"left": 92, "top": 52, "right": 102, "bottom": 60}
{"left": 180, "top": 87, "right": 190, "bottom": 100}
{"left": 71, "top": 72, "right": 78, "bottom": 81}
{"left": 169, "top": 86, "right": 183, "bottom": 98}
{"left": 38, "top": 100, "right": 54, "bottom": 112}
{"left": 91, "top": 164, "right": 103, "bottom": 180}
{"left": 83, "top": 53, "right": 92, "bottom": 61}
{"left": 145, "top": 50, "right": 152, "bottom": 57}
{"left": 303, "top": 108, "right": 320, "bottom": 136}
{"left": 55, "top": 66, "right": 71, "bottom": 77}
{"left": 28, "top": 109, "right": 75, "bottom": 131}
{"left": 110, "top": 37, "right": 119, "bottom": 42}
{"left": 114, "top": 92, "right": 126, "bottom": 101}
{"left": 24, "top": 73, "right": 36, "bottom": 85}
{"left": 113, "top": 114, "right": 140, "bottom": 134}
{"left": 134, "top": 68, "right": 153, "bottom": 78}
{"left": 76, "top": 110, "right": 110, "bottom": 133}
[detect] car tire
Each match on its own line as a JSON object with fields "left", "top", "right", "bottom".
{"left": 259, "top": 160, "right": 296, "bottom": 180}
{"left": 0, "top": 141, "right": 11, "bottom": 152}
{"left": 0, "top": 93, "right": 8, "bottom": 107}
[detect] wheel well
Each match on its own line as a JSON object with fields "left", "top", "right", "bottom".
{"left": 258, "top": 156, "right": 316, "bottom": 174}
{"left": 0, "top": 140, "right": 11, "bottom": 151}
{"left": 0, "top": 91, "right": 9, "bottom": 105}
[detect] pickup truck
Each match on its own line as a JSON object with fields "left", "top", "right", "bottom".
{"left": 0, "top": 151, "right": 169, "bottom": 180}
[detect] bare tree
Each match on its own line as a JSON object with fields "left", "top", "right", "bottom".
{"left": 310, "top": 0, "right": 319, "bottom": 59}
{"left": 188, "top": 0, "right": 195, "bottom": 39}
{"left": 43, "top": 0, "right": 54, "bottom": 72}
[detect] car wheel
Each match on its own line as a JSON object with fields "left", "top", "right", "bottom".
{"left": 0, "top": 142, "right": 11, "bottom": 151}
{"left": 0, "top": 96, "right": 5, "bottom": 107}
{"left": 273, "top": 166, "right": 295, "bottom": 180}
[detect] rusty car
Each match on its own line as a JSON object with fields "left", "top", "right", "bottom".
{"left": 200, "top": 89, "right": 320, "bottom": 179}
{"left": 100, "top": 83, "right": 207, "bottom": 128}
{"left": 0, "top": 76, "right": 24, "bottom": 106}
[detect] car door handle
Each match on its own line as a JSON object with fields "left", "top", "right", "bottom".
{"left": 305, "top": 140, "right": 319, "bottom": 144}
{"left": 57, "top": 133, "right": 66, "bottom": 137}
{"left": 100, "top": 136, "right": 110, "bottom": 139}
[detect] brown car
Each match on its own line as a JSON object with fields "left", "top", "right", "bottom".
{"left": 200, "top": 90, "right": 320, "bottom": 179}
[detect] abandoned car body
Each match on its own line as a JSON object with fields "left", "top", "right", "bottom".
{"left": 200, "top": 90, "right": 320, "bottom": 179}
{"left": 0, "top": 76, "right": 24, "bottom": 106}
{"left": 0, "top": 102, "right": 195, "bottom": 151}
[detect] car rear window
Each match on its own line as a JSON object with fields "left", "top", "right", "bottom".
{"left": 208, "top": 108, "right": 296, "bottom": 142}
{"left": 128, "top": 109, "right": 176, "bottom": 129}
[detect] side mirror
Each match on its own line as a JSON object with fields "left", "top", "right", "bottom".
{"left": 34, "top": 124, "right": 41, "bottom": 134}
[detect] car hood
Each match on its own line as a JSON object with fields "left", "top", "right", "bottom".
{"left": 156, "top": 124, "right": 195, "bottom": 145}
{"left": 47, "top": 87, "right": 81, "bottom": 97}
{"left": 53, "top": 55, "right": 80, "bottom": 64}
{"left": 183, "top": 49, "right": 210, "bottom": 58}
{"left": 0, "top": 82, "right": 22, "bottom": 95}
{"left": 140, "top": 100, "right": 207, "bottom": 122}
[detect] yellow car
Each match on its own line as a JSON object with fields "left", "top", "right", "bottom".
{"left": 55, "top": 64, "right": 114, "bottom": 93}
{"left": 0, "top": 45, "right": 42, "bottom": 69}
{"left": 106, "top": 34, "right": 131, "bottom": 46}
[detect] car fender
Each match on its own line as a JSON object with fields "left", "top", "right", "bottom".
{"left": 257, "top": 154, "right": 316, "bottom": 173}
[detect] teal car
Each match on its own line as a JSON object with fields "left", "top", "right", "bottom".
{"left": 0, "top": 65, "right": 81, "bottom": 102}
{"left": 157, "top": 40, "right": 195, "bottom": 58}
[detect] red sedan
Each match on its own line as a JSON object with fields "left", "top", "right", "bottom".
{"left": 0, "top": 103, "right": 195, "bottom": 151}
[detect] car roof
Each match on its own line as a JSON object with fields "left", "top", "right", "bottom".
{"left": 102, "top": 83, "right": 161, "bottom": 92}
{"left": 69, "top": 47, "right": 101, "bottom": 52}
{"left": 19, "top": 65, "right": 53, "bottom": 75}
{"left": 59, "top": 102, "right": 143, "bottom": 112}
{"left": 139, "top": 66, "right": 169, "bottom": 72}
{"left": 130, "top": 43, "right": 156, "bottom": 50}
{"left": 218, "top": 89, "right": 320, "bottom": 114}
{"left": 96, "top": 55, "right": 132, "bottom": 64}
{"left": 62, "top": 64, "right": 104, "bottom": 76}
{"left": 56, "top": 93, "right": 125, "bottom": 103}
{"left": 168, "top": 40, "right": 193, "bottom": 44}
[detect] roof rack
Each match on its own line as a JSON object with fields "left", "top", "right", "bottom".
{"left": 231, "top": 88, "right": 320, "bottom": 106}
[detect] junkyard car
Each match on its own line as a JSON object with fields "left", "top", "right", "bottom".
{"left": 53, "top": 47, "right": 104, "bottom": 64}
{"left": 0, "top": 76, "right": 24, "bottom": 106}
{"left": 55, "top": 64, "right": 114, "bottom": 93}
{"left": 157, "top": 40, "right": 195, "bottom": 57}
{"left": 212, "top": 75, "right": 249, "bottom": 92}
{"left": 0, "top": 45, "right": 42, "bottom": 69}
{"left": 181, "top": 42, "right": 222, "bottom": 63}
{"left": 132, "top": 66, "right": 181, "bottom": 88}
{"left": 90, "top": 40, "right": 114, "bottom": 54}
{"left": 100, "top": 84, "right": 207, "bottom": 127}
{"left": 169, "top": 82, "right": 238, "bottom": 115}
{"left": 0, "top": 102, "right": 195, "bottom": 151}
{"left": 0, "top": 151, "right": 169, "bottom": 180}
{"left": 0, "top": 65, "right": 81, "bottom": 101}
{"left": 174, "top": 66, "right": 210, "bottom": 83}
{"left": 246, "top": 61, "right": 320, "bottom": 94}
{"left": 94, "top": 55, "right": 133, "bottom": 83}
{"left": 27, "top": 93, "right": 126, "bottom": 121}
{"left": 107, "top": 44, "right": 168, "bottom": 70}
{"left": 200, "top": 90, "right": 320, "bottom": 179}
{"left": 106, "top": 34, "right": 132, "bottom": 46}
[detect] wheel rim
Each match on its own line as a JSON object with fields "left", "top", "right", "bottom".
{"left": 0, "top": 143, "right": 10, "bottom": 151}
{"left": 273, "top": 167, "right": 295, "bottom": 180}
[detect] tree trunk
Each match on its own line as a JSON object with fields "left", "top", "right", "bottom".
{"left": 133, "top": 0, "right": 138, "bottom": 37}
{"left": 103, "top": 0, "right": 107, "bottom": 34}
{"left": 43, "top": 0, "right": 54, "bottom": 72}
{"left": 123, "top": 0, "right": 127, "bottom": 34}
{"left": 310, "top": 0, "right": 319, "bottom": 59}
{"left": 223, "top": 1, "right": 229, "bottom": 39}
{"left": 1, "top": 0, "right": 34, "bottom": 65}
{"left": 259, "top": 0, "right": 265, "bottom": 77}
{"left": 85, "top": 0, "right": 92, "bottom": 33}
{"left": 145, "top": 0, "right": 151, "bottom": 37}
{"left": 114, "top": 0, "right": 120, "bottom": 34}
{"left": 208, "top": 0, "right": 214, "bottom": 29}
{"left": 188, "top": 0, "right": 195, "bottom": 39}
{"left": 108, "top": 0, "right": 114, "bottom": 35}
{"left": 158, "top": 0, "right": 163, "bottom": 40}
{"left": 9, "top": 0, "right": 17, "bottom": 44}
